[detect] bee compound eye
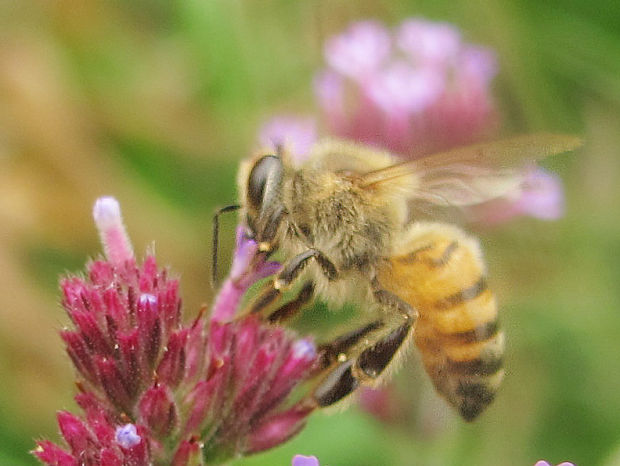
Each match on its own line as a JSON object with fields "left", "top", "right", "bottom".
{"left": 247, "top": 155, "right": 282, "bottom": 211}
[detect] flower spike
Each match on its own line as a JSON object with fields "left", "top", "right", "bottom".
{"left": 35, "top": 197, "right": 318, "bottom": 464}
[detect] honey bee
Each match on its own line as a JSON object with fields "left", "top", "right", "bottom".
{"left": 228, "top": 134, "right": 581, "bottom": 420}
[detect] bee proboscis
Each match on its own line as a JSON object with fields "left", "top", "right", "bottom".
{"left": 229, "top": 133, "right": 581, "bottom": 420}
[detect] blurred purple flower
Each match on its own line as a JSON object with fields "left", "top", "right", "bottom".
{"left": 397, "top": 19, "right": 462, "bottom": 66}
{"left": 324, "top": 20, "right": 391, "bottom": 80}
{"left": 472, "top": 168, "right": 565, "bottom": 225}
{"left": 34, "top": 197, "right": 318, "bottom": 465}
{"left": 259, "top": 116, "right": 317, "bottom": 163}
{"left": 292, "top": 454, "right": 321, "bottom": 466}
{"left": 358, "top": 385, "right": 403, "bottom": 424}
{"left": 534, "top": 461, "right": 575, "bottom": 466}
{"left": 260, "top": 18, "right": 564, "bottom": 224}
{"left": 316, "top": 18, "right": 498, "bottom": 158}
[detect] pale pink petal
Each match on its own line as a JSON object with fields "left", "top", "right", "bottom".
{"left": 259, "top": 116, "right": 318, "bottom": 163}
{"left": 516, "top": 168, "right": 565, "bottom": 220}
{"left": 472, "top": 168, "right": 565, "bottom": 225}
{"left": 365, "top": 62, "right": 445, "bottom": 116}
{"left": 325, "top": 21, "right": 391, "bottom": 79}
{"left": 397, "top": 19, "right": 462, "bottom": 67}
{"left": 456, "top": 45, "right": 498, "bottom": 88}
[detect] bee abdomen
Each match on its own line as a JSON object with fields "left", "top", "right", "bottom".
{"left": 444, "top": 327, "right": 504, "bottom": 420}
{"left": 415, "top": 275, "right": 504, "bottom": 421}
{"left": 447, "top": 350, "right": 503, "bottom": 377}
{"left": 455, "top": 372, "right": 503, "bottom": 421}
{"left": 379, "top": 223, "right": 506, "bottom": 420}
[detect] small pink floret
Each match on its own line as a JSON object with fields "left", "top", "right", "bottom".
{"left": 397, "top": 19, "right": 462, "bottom": 66}
{"left": 292, "top": 454, "right": 320, "bottom": 466}
{"left": 33, "top": 441, "right": 77, "bottom": 466}
{"left": 115, "top": 424, "right": 141, "bottom": 449}
{"left": 325, "top": 20, "right": 391, "bottom": 79}
{"left": 248, "top": 406, "right": 313, "bottom": 453}
{"left": 292, "top": 338, "right": 317, "bottom": 361}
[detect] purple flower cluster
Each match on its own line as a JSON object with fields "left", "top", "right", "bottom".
{"left": 259, "top": 18, "right": 564, "bottom": 224}
{"left": 33, "top": 198, "right": 317, "bottom": 465}
{"left": 317, "top": 19, "right": 498, "bottom": 157}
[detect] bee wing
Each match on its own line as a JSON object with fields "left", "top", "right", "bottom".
{"left": 360, "top": 133, "right": 582, "bottom": 206}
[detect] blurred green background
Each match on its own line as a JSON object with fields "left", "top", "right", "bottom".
{"left": 0, "top": 1, "right": 619, "bottom": 465}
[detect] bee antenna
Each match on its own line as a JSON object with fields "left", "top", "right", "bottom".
{"left": 212, "top": 204, "right": 241, "bottom": 288}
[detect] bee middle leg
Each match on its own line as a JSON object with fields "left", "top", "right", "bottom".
{"left": 311, "top": 286, "right": 417, "bottom": 407}
{"left": 246, "top": 248, "right": 337, "bottom": 318}
{"left": 267, "top": 281, "right": 314, "bottom": 324}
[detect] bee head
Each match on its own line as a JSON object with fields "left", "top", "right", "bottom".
{"left": 244, "top": 154, "right": 285, "bottom": 250}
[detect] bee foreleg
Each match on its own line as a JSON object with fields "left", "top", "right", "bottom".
{"left": 247, "top": 280, "right": 282, "bottom": 315}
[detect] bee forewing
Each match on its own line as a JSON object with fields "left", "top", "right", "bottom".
{"left": 360, "top": 133, "right": 582, "bottom": 206}
{"left": 416, "top": 172, "right": 524, "bottom": 206}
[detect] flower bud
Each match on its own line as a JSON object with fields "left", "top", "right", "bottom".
{"left": 247, "top": 405, "right": 313, "bottom": 454}
{"left": 138, "top": 384, "right": 178, "bottom": 439}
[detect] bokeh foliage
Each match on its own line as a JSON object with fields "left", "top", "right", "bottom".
{"left": 0, "top": 1, "right": 619, "bottom": 465}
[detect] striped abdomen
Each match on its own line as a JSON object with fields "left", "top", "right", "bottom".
{"left": 377, "top": 223, "right": 504, "bottom": 421}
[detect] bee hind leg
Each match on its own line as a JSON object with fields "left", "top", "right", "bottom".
{"left": 311, "top": 287, "right": 416, "bottom": 407}
{"left": 311, "top": 319, "right": 413, "bottom": 407}
{"left": 357, "top": 285, "right": 417, "bottom": 380}
{"left": 316, "top": 320, "right": 384, "bottom": 368}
